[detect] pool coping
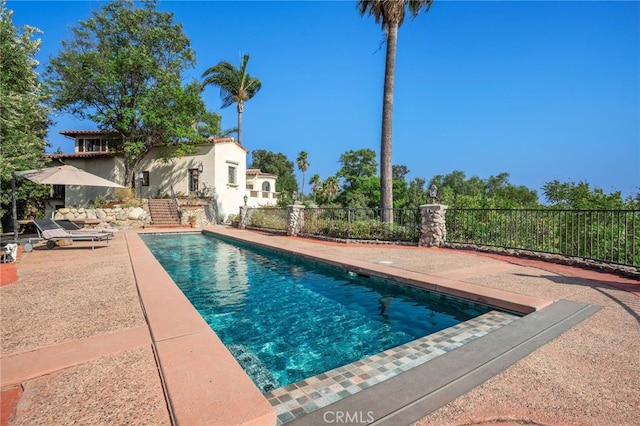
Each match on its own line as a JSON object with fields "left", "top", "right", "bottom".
{"left": 202, "top": 227, "right": 553, "bottom": 315}
{"left": 129, "top": 227, "right": 598, "bottom": 425}
{"left": 127, "top": 230, "right": 276, "bottom": 426}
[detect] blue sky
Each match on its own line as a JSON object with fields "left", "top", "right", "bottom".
{"left": 8, "top": 0, "right": 640, "bottom": 200}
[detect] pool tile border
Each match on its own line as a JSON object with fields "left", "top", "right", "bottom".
{"left": 265, "top": 310, "right": 519, "bottom": 424}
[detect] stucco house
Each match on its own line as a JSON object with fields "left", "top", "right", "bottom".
{"left": 45, "top": 130, "right": 278, "bottom": 221}
{"left": 245, "top": 169, "right": 279, "bottom": 207}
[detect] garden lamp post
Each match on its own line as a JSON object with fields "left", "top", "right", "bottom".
{"left": 243, "top": 194, "right": 248, "bottom": 206}
{"left": 211, "top": 187, "right": 218, "bottom": 224}
{"left": 138, "top": 171, "right": 144, "bottom": 199}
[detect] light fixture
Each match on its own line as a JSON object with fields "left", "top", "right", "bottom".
{"left": 243, "top": 194, "right": 248, "bottom": 206}
{"left": 429, "top": 184, "right": 438, "bottom": 203}
{"left": 138, "top": 171, "right": 144, "bottom": 199}
{"left": 198, "top": 161, "right": 203, "bottom": 173}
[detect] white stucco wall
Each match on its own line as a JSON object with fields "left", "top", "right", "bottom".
{"left": 212, "top": 141, "right": 247, "bottom": 220}
{"left": 63, "top": 157, "right": 125, "bottom": 207}
{"left": 56, "top": 136, "right": 253, "bottom": 221}
{"left": 246, "top": 175, "right": 278, "bottom": 208}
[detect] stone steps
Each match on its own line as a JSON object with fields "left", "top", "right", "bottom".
{"left": 148, "top": 199, "right": 180, "bottom": 225}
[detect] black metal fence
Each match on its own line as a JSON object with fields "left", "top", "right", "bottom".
{"left": 300, "top": 208, "right": 421, "bottom": 242}
{"left": 241, "top": 206, "right": 639, "bottom": 268}
{"left": 446, "top": 209, "right": 639, "bottom": 268}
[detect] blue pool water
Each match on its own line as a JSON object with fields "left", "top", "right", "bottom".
{"left": 141, "top": 233, "right": 492, "bottom": 392}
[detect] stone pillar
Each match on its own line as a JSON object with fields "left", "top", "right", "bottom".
{"left": 239, "top": 206, "right": 249, "bottom": 229}
{"left": 287, "top": 204, "right": 305, "bottom": 236}
{"left": 419, "top": 204, "right": 448, "bottom": 247}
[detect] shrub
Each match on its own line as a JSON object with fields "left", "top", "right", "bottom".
{"left": 248, "top": 209, "right": 286, "bottom": 230}
{"left": 114, "top": 187, "right": 136, "bottom": 202}
{"left": 113, "top": 187, "right": 141, "bottom": 208}
{"left": 92, "top": 195, "right": 110, "bottom": 208}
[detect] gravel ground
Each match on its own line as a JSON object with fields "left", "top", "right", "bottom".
{"left": 1, "top": 229, "right": 638, "bottom": 426}
{"left": 407, "top": 260, "right": 640, "bottom": 425}
{"left": 1, "top": 238, "right": 145, "bottom": 355}
{"left": 13, "top": 346, "right": 170, "bottom": 426}
{"left": 1, "top": 234, "right": 170, "bottom": 425}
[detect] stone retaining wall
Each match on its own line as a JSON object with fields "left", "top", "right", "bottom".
{"left": 53, "top": 205, "right": 151, "bottom": 229}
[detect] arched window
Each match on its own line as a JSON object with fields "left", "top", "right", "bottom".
{"left": 262, "top": 181, "right": 271, "bottom": 192}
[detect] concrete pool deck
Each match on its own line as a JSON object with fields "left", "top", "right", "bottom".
{"left": 1, "top": 226, "right": 638, "bottom": 425}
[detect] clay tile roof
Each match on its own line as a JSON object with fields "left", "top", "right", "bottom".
{"left": 45, "top": 152, "right": 117, "bottom": 160}
{"left": 206, "top": 136, "right": 249, "bottom": 153}
{"left": 60, "top": 130, "right": 119, "bottom": 137}
{"left": 246, "top": 169, "right": 278, "bottom": 178}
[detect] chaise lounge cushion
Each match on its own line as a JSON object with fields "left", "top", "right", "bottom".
{"left": 41, "top": 228, "right": 71, "bottom": 239}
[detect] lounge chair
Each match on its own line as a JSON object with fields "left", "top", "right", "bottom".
{"left": 55, "top": 219, "right": 118, "bottom": 236}
{"left": 32, "top": 219, "right": 113, "bottom": 250}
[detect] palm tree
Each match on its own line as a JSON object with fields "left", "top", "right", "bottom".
{"left": 201, "top": 54, "right": 261, "bottom": 146}
{"left": 323, "top": 176, "right": 340, "bottom": 203}
{"left": 358, "top": 0, "right": 434, "bottom": 222}
{"left": 296, "top": 151, "right": 309, "bottom": 200}
{"left": 309, "top": 173, "right": 321, "bottom": 203}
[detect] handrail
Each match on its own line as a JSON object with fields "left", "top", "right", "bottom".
{"left": 170, "top": 184, "right": 182, "bottom": 220}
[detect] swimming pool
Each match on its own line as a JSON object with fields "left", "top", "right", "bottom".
{"left": 141, "top": 233, "right": 496, "bottom": 392}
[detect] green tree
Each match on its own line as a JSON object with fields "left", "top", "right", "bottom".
{"left": 44, "top": 0, "right": 207, "bottom": 188}
{"left": 343, "top": 175, "right": 380, "bottom": 208}
{"left": 392, "top": 164, "right": 409, "bottom": 181}
{"left": 193, "top": 110, "right": 223, "bottom": 139}
{"left": 430, "top": 170, "right": 539, "bottom": 208}
{"left": 0, "top": 2, "right": 49, "bottom": 178}
{"left": 358, "top": 0, "right": 434, "bottom": 222}
{"left": 309, "top": 173, "right": 322, "bottom": 203}
{"left": 485, "top": 172, "right": 538, "bottom": 208}
{"left": 202, "top": 54, "right": 261, "bottom": 146}
{"left": 336, "top": 148, "right": 378, "bottom": 189}
{"left": 249, "top": 149, "right": 297, "bottom": 204}
{"left": 406, "top": 177, "right": 427, "bottom": 208}
{"left": 0, "top": 2, "right": 51, "bottom": 231}
{"left": 542, "top": 180, "right": 634, "bottom": 209}
{"left": 296, "top": 151, "right": 309, "bottom": 199}
{"left": 322, "top": 176, "right": 340, "bottom": 203}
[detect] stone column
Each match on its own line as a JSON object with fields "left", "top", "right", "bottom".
{"left": 238, "top": 205, "right": 249, "bottom": 229}
{"left": 419, "top": 204, "right": 448, "bottom": 247}
{"left": 287, "top": 204, "right": 305, "bottom": 236}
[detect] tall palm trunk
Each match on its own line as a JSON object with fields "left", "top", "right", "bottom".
{"left": 380, "top": 22, "right": 397, "bottom": 223}
{"left": 237, "top": 100, "right": 244, "bottom": 145}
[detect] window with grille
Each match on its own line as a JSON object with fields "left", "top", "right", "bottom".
{"left": 228, "top": 165, "right": 237, "bottom": 185}
{"left": 77, "top": 138, "right": 108, "bottom": 152}
{"left": 52, "top": 185, "right": 65, "bottom": 199}
{"left": 189, "top": 169, "right": 199, "bottom": 193}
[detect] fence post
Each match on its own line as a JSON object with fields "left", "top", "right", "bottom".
{"left": 287, "top": 204, "right": 305, "bottom": 236}
{"left": 239, "top": 205, "right": 249, "bottom": 229}
{"left": 419, "top": 204, "right": 448, "bottom": 247}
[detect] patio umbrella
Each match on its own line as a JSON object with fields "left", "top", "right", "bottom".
{"left": 11, "top": 165, "right": 124, "bottom": 241}
{"left": 16, "top": 165, "right": 124, "bottom": 187}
